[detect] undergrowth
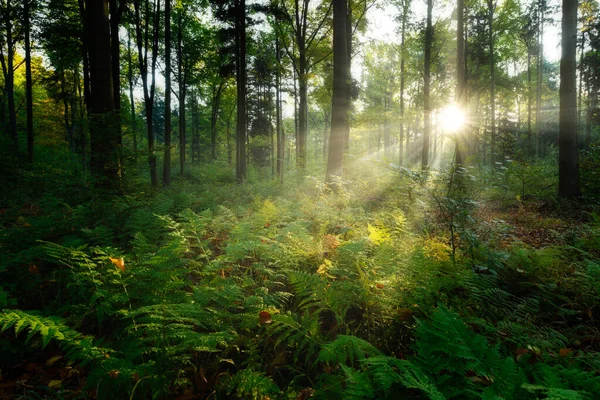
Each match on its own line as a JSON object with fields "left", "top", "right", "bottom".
{"left": 1, "top": 156, "right": 599, "bottom": 399}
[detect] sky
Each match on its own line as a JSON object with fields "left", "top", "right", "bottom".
{"left": 362, "top": 1, "right": 562, "bottom": 62}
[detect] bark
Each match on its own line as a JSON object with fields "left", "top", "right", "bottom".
{"left": 535, "top": 2, "right": 544, "bottom": 158}
{"left": 3, "top": 0, "right": 18, "bottom": 149}
{"left": 422, "top": 0, "right": 433, "bottom": 168}
{"left": 487, "top": 0, "right": 496, "bottom": 165}
{"left": 455, "top": 0, "right": 465, "bottom": 165}
{"left": 163, "top": 0, "right": 172, "bottom": 186}
{"left": 399, "top": 0, "right": 408, "bottom": 166}
{"left": 211, "top": 81, "right": 224, "bottom": 160}
{"left": 133, "top": 0, "right": 160, "bottom": 186}
{"left": 178, "top": 12, "right": 186, "bottom": 177}
{"left": 127, "top": 30, "right": 137, "bottom": 154}
{"left": 109, "top": 0, "right": 124, "bottom": 148}
{"left": 276, "top": 37, "right": 284, "bottom": 182}
{"left": 325, "top": 0, "right": 347, "bottom": 186}
{"left": 235, "top": 0, "right": 247, "bottom": 183}
{"left": 85, "top": 0, "right": 120, "bottom": 189}
{"left": 25, "top": 0, "right": 34, "bottom": 162}
{"left": 558, "top": 0, "right": 580, "bottom": 198}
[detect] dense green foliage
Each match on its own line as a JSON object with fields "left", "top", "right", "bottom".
{"left": 1, "top": 145, "right": 600, "bottom": 398}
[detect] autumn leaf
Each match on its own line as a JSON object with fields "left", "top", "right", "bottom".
{"left": 259, "top": 311, "right": 273, "bottom": 325}
{"left": 109, "top": 257, "right": 125, "bottom": 272}
{"left": 28, "top": 265, "right": 40, "bottom": 274}
{"left": 559, "top": 348, "right": 573, "bottom": 357}
{"left": 48, "top": 380, "right": 62, "bottom": 389}
{"left": 45, "top": 355, "right": 63, "bottom": 366}
{"left": 376, "top": 283, "right": 384, "bottom": 289}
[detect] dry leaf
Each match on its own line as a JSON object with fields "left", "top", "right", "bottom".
{"left": 109, "top": 257, "right": 125, "bottom": 272}
{"left": 559, "top": 348, "right": 573, "bottom": 357}
{"left": 48, "top": 380, "right": 62, "bottom": 389}
{"left": 45, "top": 355, "right": 63, "bottom": 366}
{"left": 376, "top": 283, "right": 384, "bottom": 289}
{"left": 28, "top": 265, "right": 39, "bottom": 274}
{"left": 259, "top": 311, "right": 273, "bottom": 325}
{"left": 109, "top": 370, "right": 120, "bottom": 379}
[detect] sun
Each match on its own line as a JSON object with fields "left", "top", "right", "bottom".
{"left": 439, "top": 105, "right": 466, "bottom": 134}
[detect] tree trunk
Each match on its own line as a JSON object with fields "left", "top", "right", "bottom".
{"left": 163, "top": 0, "right": 172, "bottom": 186}
{"left": 535, "top": 2, "right": 544, "bottom": 158}
{"left": 298, "top": 42, "right": 308, "bottom": 170}
{"left": 235, "top": 0, "right": 247, "bottom": 183}
{"left": 276, "top": 37, "right": 284, "bottom": 182}
{"left": 127, "top": 30, "right": 137, "bottom": 154}
{"left": 134, "top": 0, "right": 160, "bottom": 186}
{"left": 325, "top": 0, "right": 347, "bottom": 186}
{"left": 488, "top": 0, "right": 496, "bottom": 165}
{"left": 85, "top": 0, "right": 119, "bottom": 189}
{"left": 558, "top": 0, "right": 580, "bottom": 198}
{"left": 25, "top": 0, "right": 34, "bottom": 162}
{"left": 109, "top": 0, "right": 123, "bottom": 149}
{"left": 455, "top": 0, "right": 465, "bottom": 165}
{"left": 399, "top": 0, "right": 408, "bottom": 166}
{"left": 422, "top": 0, "right": 433, "bottom": 168}
{"left": 178, "top": 12, "right": 186, "bottom": 178}
{"left": 3, "top": 0, "right": 18, "bottom": 149}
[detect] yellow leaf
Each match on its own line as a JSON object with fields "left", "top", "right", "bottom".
{"left": 109, "top": 257, "right": 125, "bottom": 272}
{"left": 45, "top": 355, "right": 63, "bottom": 366}
{"left": 48, "top": 380, "right": 62, "bottom": 389}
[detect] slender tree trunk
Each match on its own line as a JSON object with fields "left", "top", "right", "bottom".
{"left": 488, "top": 0, "right": 496, "bottom": 165}
{"left": 85, "top": 0, "right": 119, "bottom": 189}
{"left": 276, "top": 37, "right": 284, "bottom": 182}
{"left": 578, "top": 30, "right": 584, "bottom": 147}
{"left": 399, "top": 0, "right": 408, "bottom": 166}
{"left": 211, "top": 82, "right": 224, "bottom": 160}
{"left": 178, "top": 13, "right": 186, "bottom": 177}
{"left": 235, "top": 0, "right": 247, "bottom": 182}
{"left": 455, "top": 0, "right": 465, "bottom": 165}
{"left": 422, "top": 0, "right": 433, "bottom": 168}
{"left": 298, "top": 42, "right": 308, "bottom": 170}
{"left": 109, "top": 0, "right": 122, "bottom": 149}
{"left": 325, "top": 0, "right": 347, "bottom": 186}
{"left": 536, "top": 2, "right": 544, "bottom": 158}
{"left": 558, "top": 0, "right": 580, "bottom": 197}
{"left": 163, "top": 0, "right": 172, "bottom": 186}
{"left": 127, "top": 31, "right": 137, "bottom": 154}
{"left": 134, "top": 0, "right": 160, "bottom": 186}
{"left": 527, "top": 49, "right": 532, "bottom": 155}
{"left": 3, "top": 0, "right": 17, "bottom": 149}
{"left": 25, "top": 0, "right": 34, "bottom": 162}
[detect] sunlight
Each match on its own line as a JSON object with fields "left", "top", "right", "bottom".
{"left": 439, "top": 105, "right": 466, "bottom": 134}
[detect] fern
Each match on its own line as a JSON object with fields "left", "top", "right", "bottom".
{"left": 317, "top": 335, "right": 381, "bottom": 367}
{"left": 227, "top": 369, "right": 281, "bottom": 400}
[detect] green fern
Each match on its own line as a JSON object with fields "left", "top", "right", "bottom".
{"left": 317, "top": 335, "right": 381, "bottom": 368}
{"left": 227, "top": 368, "right": 281, "bottom": 400}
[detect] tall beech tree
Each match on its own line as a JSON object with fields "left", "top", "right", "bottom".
{"left": 325, "top": 0, "right": 347, "bottom": 186}
{"left": 422, "top": 0, "right": 433, "bottom": 168}
{"left": 24, "top": 0, "right": 34, "bottom": 162}
{"left": 163, "top": 0, "right": 172, "bottom": 186}
{"left": 273, "top": 0, "right": 333, "bottom": 171}
{"left": 133, "top": 0, "right": 161, "bottom": 186}
{"left": 558, "top": 0, "right": 580, "bottom": 198}
{"left": 84, "top": 0, "right": 119, "bottom": 188}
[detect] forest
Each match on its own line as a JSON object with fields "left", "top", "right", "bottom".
{"left": 1, "top": 0, "right": 600, "bottom": 398}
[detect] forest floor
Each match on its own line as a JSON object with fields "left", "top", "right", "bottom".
{"left": 1, "top": 160, "right": 600, "bottom": 399}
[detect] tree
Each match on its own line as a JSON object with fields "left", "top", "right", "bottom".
{"left": 558, "top": 0, "right": 580, "bottom": 198}
{"left": 422, "top": 0, "right": 433, "bottom": 168}
{"left": 163, "top": 0, "right": 172, "bottom": 186}
{"left": 84, "top": 0, "right": 119, "bottom": 189}
{"left": 325, "top": 0, "right": 347, "bottom": 186}
{"left": 133, "top": 0, "right": 161, "bottom": 186}
{"left": 0, "top": 0, "right": 20, "bottom": 150}
{"left": 272, "top": 0, "right": 333, "bottom": 171}
{"left": 236, "top": 0, "right": 247, "bottom": 182}
{"left": 24, "top": 0, "right": 35, "bottom": 162}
